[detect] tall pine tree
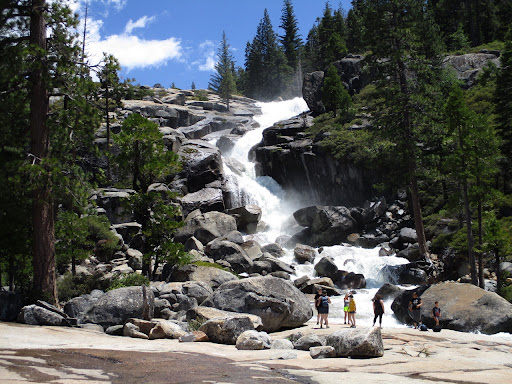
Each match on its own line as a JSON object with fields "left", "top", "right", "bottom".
{"left": 209, "top": 31, "right": 237, "bottom": 111}
{"left": 361, "top": 0, "right": 445, "bottom": 261}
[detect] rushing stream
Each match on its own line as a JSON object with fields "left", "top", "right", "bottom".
{"left": 221, "top": 98, "right": 410, "bottom": 328}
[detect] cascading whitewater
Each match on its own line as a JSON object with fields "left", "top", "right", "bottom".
{"left": 220, "top": 97, "right": 410, "bottom": 327}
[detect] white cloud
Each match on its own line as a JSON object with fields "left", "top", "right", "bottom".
{"left": 124, "top": 15, "right": 155, "bottom": 34}
{"left": 104, "top": 0, "right": 127, "bottom": 11}
{"left": 198, "top": 54, "right": 216, "bottom": 71}
{"left": 89, "top": 34, "right": 182, "bottom": 71}
{"left": 192, "top": 40, "right": 216, "bottom": 72}
{"left": 66, "top": 0, "right": 182, "bottom": 72}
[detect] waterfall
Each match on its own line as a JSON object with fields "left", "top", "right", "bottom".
{"left": 220, "top": 97, "right": 410, "bottom": 328}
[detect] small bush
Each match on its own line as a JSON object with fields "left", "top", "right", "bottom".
{"left": 57, "top": 272, "right": 110, "bottom": 302}
{"left": 108, "top": 273, "right": 150, "bottom": 291}
{"left": 500, "top": 285, "right": 512, "bottom": 303}
{"left": 193, "top": 90, "right": 208, "bottom": 101}
{"left": 188, "top": 317, "right": 206, "bottom": 331}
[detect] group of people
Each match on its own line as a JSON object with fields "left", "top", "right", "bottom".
{"left": 314, "top": 288, "right": 441, "bottom": 330}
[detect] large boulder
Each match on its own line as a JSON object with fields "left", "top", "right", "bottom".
{"left": 83, "top": 286, "right": 154, "bottom": 328}
{"left": 204, "top": 239, "right": 253, "bottom": 274}
{"left": 180, "top": 188, "right": 225, "bottom": 216}
{"left": 236, "top": 330, "right": 271, "bottom": 350}
{"left": 199, "top": 316, "right": 255, "bottom": 345}
{"left": 170, "top": 264, "right": 238, "bottom": 289}
{"left": 390, "top": 285, "right": 430, "bottom": 325}
{"left": 293, "top": 333, "right": 323, "bottom": 351}
{"left": 202, "top": 275, "right": 313, "bottom": 332}
{"left": 294, "top": 244, "right": 316, "bottom": 264}
{"left": 293, "top": 206, "right": 357, "bottom": 246}
{"left": 326, "top": 327, "right": 384, "bottom": 358}
{"left": 227, "top": 205, "right": 262, "bottom": 234}
{"left": 177, "top": 140, "right": 224, "bottom": 193}
{"left": 18, "top": 304, "right": 67, "bottom": 326}
{"left": 419, "top": 282, "right": 512, "bottom": 334}
{"left": 174, "top": 210, "right": 237, "bottom": 245}
{"left": 187, "top": 306, "right": 263, "bottom": 330}
{"left": 314, "top": 256, "right": 338, "bottom": 279}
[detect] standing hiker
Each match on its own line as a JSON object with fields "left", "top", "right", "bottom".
{"left": 372, "top": 293, "right": 385, "bottom": 327}
{"left": 408, "top": 291, "right": 423, "bottom": 329}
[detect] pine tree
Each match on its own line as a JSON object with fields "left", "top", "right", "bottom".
{"left": 361, "top": 0, "right": 445, "bottom": 262}
{"left": 245, "top": 9, "right": 290, "bottom": 100}
{"left": 317, "top": 2, "right": 347, "bottom": 69}
{"left": 209, "top": 31, "right": 237, "bottom": 111}
{"left": 279, "top": 0, "right": 302, "bottom": 70}
{"left": 0, "top": 0, "right": 101, "bottom": 303}
{"left": 444, "top": 85, "right": 500, "bottom": 286}
{"left": 346, "top": 1, "right": 365, "bottom": 53}
{"left": 495, "top": 29, "right": 512, "bottom": 193}
{"left": 322, "top": 65, "right": 352, "bottom": 118}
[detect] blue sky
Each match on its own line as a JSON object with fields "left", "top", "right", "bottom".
{"left": 68, "top": 0, "right": 352, "bottom": 89}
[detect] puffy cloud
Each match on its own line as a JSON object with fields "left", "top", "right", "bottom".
{"left": 198, "top": 54, "right": 216, "bottom": 71}
{"left": 193, "top": 40, "right": 216, "bottom": 72}
{"left": 89, "top": 33, "right": 182, "bottom": 71}
{"left": 124, "top": 15, "right": 155, "bottom": 34}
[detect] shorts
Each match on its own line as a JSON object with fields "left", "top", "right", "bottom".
{"left": 349, "top": 311, "right": 355, "bottom": 314}
{"left": 344, "top": 306, "right": 349, "bottom": 312}
{"left": 318, "top": 306, "right": 329, "bottom": 314}
{"left": 411, "top": 309, "right": 421, "bottom": 322}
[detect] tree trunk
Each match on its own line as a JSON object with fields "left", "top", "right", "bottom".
{"left": 396, "top": 51, "right": 429, "bottom": 259}
{"left": 495, "top": 249, "right": 501, "bottom": 295}
{"left": 477, "top": 172, "right": 484, "bottom": 288}
{"left": 30, "top": 0, "right": 57, "bottom": 305}
{"left": 462, "top": 178, "right": 478, "bottom": 285}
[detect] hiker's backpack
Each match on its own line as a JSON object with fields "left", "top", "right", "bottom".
{"left": 433, "top": 325, "right": 441, "bottom": 333}
{"left": 419, "top": 323, "right": 428, "bottom": 331}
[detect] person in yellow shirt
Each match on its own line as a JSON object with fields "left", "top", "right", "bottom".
{"left": 348, "top": 294, "right": 356, "bottom": 328}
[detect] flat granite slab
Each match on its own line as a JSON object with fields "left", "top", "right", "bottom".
{"left": 0, "top": 321, "right": 511, "bottom": 384}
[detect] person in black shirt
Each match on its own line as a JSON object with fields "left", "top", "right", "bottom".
{"left": 408, "top": 291, "right": 423, "bottom": 329}
{"left": 372, "top": 294, "right": 385, "bottom": 327}
{"left": 314, "top": 287, "right": 322, "bottom": 325}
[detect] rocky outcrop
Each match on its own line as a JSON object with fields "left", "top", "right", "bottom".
{"left": 177, "top": 140, "right": 224, "bottom": 194}
{"left": 293, "top": 206, "right": 357, "bottom": 246}
{"left": 443, "top": 52, "right": 500, "bottom": 89}
{"left": 202, "top": 276, "right": 313, "bottom": 332}
{"left": 253, "top": 115, "right": 378, "bottom": 206}
{"left": 303, "top": 56, "right": 369, "bottom": 115}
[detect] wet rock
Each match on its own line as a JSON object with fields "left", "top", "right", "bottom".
{"left": 314, "top": 256, "right": 338, "bottom": 279}
{"left": 293, "top": 206, "right": 357, "bottom": 246}
{"left": 294, "top": 244, "right": 316, "bottom": 264}
{"left": 261, "top": 243, "right": 286, "bottom": 258}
